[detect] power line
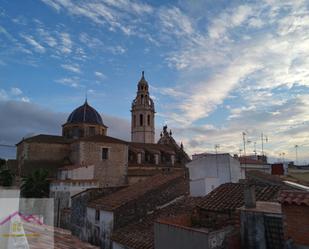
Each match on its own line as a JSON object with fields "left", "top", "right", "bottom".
{"left": 0, "top": 144, "right": 15, "bottom": 148}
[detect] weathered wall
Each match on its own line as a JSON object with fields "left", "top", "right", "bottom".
{"left": 50, "top": 190, "right": 71, "bottom": 227}
{"left": 19, "top": 142, "right": 70, "bottom": 162}
{"left": 86, "top": 208, "right": 114, "bottom": 248}
{"left": 71, "top": 187, "right": 125, "bottom": 241}
{"left": 154, "top": 223, "right": 234, "bottom": 249}
{"left": 282, "top": 204, "right": 309, "bottom": 248}
{"left": 71, "top": 141, "right": 128, "bottom": 187}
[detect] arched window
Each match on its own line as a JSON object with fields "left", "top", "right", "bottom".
{"left": 141, "top": 95, "right": 144, "bottom": 104}
{"left": 147, "top": 115, "right": 150, "bottom": 126}
{"left": 140, "top": 114, "right": 143, "bottom": 126}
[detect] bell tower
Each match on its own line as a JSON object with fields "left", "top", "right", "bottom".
{"left": 131, "top": 71, "right": 155, "bottom": 143}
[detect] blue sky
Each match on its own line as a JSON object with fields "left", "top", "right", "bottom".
{"left": 0, "top": 0, "right": 309, "bottom": 163}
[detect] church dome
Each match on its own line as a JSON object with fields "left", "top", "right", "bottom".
{"left": 66, "top": 100, "right": 104, "bottom": 125}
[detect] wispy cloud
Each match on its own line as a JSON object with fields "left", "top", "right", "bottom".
{"left": 59, "top": 32, "right": 72, "bottom": 54}
{"left": 20, "top": 34, "right": 46, "bottom": 53}
{"left": 55, "top": 77, "right": 80, "bottom": 87}
{"left": 61, "top": 64, "right": 81, "bottom": 73}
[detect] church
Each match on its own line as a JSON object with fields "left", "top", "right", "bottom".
{"left": 16, "top": 72, "right": 190, "bottom": 192}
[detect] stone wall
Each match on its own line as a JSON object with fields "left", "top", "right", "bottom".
{"left": 71, "top": 141, "right": 128, "bottom": 187}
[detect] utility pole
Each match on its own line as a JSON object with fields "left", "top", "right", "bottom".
{"left": 242, "top": 132, "right": 247, "bottom": 176}
{"left": 295, "top": 145, "right": 299, "bottom": 165}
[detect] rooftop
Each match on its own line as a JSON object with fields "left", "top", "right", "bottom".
{"left": 88, "top": 171, "right": 186, "bottom": 211}
{"left": 198, "top": 183, "right": 281, "bottom": 212}
{"left": 111, "top": 196, "right": 201, "bottom": 249}
{"left": 24, "top": 223, "right": 99, "bottom": 249}
{"left": 278, "top": 190, "right": 309, "bottom": 206}
{"left": 17, "top": 134, "right": 71, "bottom": 145}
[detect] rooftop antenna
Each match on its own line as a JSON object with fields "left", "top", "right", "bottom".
{"left": 215, "top": 144, "right": 220, "bottom": 154}
{"left": 261, "top": 132, "right": 268, "bottom": 156}
{"left": 253, "top": 142, "right": 257, "bottom": 158}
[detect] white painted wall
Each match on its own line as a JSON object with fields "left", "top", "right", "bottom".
{"left": 186, "top": 154, "right": 242, "bottom": 197}
{"left": 59, "top": 165, "right": 95, "bottom": 180}
{"left": 86, "top": 207, "right": 114, "bottom": 249}
{"left": 113, "top": 242, "right": 126, "bottom": 249}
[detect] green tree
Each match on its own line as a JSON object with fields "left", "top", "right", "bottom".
{"left": 0, "top": 169, "right": 13, "bottom": 186}
{"left": 21, "top": 169, "right": 50, "bottom": 198}
{"left": 0, "top": 158, "right": 6, "bottom": 170}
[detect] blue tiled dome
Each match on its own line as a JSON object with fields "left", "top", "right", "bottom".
{"left": 67, "top": 100, "right": 104, "bottom": 125}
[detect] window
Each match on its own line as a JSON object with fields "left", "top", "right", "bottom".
{"left": 89, "top": 126, "right": 95, "bottom": 136}
{"left": 139, "top": 114, "right": 143, "bottom": 126}
{"left": 95, "top": 209, "right": 100, "bottom": 221}
{"left": 102, "top": 148, "right": 109, "bottom": 160}
{"left": 147, "top": 115, "right": 150, "bottom": 126}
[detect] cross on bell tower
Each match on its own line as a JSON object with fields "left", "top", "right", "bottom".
{"left": 131, "top": 71, "right": 155, "bottom": 143}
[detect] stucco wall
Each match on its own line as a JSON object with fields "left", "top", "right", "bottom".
{"left": 187, "top": 154, "right": 241, "bottom": 196}
{"left": 86, "top": 207, "right": 114, "bottom": 248}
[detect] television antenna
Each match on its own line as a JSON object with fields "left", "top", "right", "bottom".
{"left": 261, "top": 133, "right": 268, "bottom": 156}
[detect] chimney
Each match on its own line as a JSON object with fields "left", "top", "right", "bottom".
{"left": 244, "top": 181, "right": 256, "bottom": 208}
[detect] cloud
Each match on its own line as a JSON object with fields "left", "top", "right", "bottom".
{"left": 20, "top": 34, "right": 46, "bottom": 53}
{"left": 158, "top": 6, "right": 194, "bottom": 37}
{"left": 94, "top": 71, "right": 106, "bottom": 79}
{"left": 40, "top": 0, "right": 153, "bottom": 36}
{"left": 0, "top": 100, "right": 130, "bottom": 158}
{"left": 55, "top": 77, "right": 80, "bottom": 88}
{"left": 59, "top": 32, "right": 72, "bottom": 54}
{"left": 61, "top": 64, "right": 81, "bottom": 73}
{"left": 10, "top": 87, "right": 23, "bottom": 96}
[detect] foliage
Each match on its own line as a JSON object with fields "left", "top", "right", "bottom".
{"left": 21, "top": 169, "right": 50, "bottom": 198}
{"left": 0, "top": 169, "right": 13, "bottom": 186}
{"left": 0, "top": 158, "right": 6, "bottom": 170}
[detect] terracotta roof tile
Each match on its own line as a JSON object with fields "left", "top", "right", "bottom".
{"left": 24, "top": 223, "right": 99, "bottom": 249}
{"left": 129, "top": 142, "right": 176, "bottom": 154}
{"left": 278, "top": 190, "right": 309, "bottom": 206}
{"left": 88, "top": 171, "right": 185, "bottom": 211}
{"left": 111, "top": 196, "right": 201, "bottom": 249}
{"left": 198, "top": 183, "right": 281, "bottom": 212}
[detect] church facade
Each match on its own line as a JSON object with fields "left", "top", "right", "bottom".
{"left": 16, "top": 72, "right": 190, "bottom": 189}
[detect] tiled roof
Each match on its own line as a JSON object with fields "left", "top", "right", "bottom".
{"left": 278, "top": 190, "right": 309, "bottom": 206}
{"left": 17, "top": 134, "right": 72, "bottom": 145}
{"left": 198, "top": 183, "right": 281, "bottom": 212}
{"left": 246, "top": 170, "right": 286, "bottom": 186}
{"left": 78, "top": 135, "right": 128, "bottom": 144}
{"left": 129, "top": 142, "right": 176, "bottom": 154}
{"left": 24, "top": 222, "right": 99, "bottom": 249}
{"left": 111, "top": 196, "right": 201, "bottom": 249}
{"left": 88, "top": 171, "right": 185, "bottom": 211}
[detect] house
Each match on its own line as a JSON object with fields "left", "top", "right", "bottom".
{"left": 186, "top": 153, "right": 242, "bottom": 196}
{"left": 236, "top": 155, "right": 271, "bottom": 177}
{"left": 85, "top": 171, "right": 188, "bottom": 249}
{"left": 278, "top": 190, "right": 309, "bottom": 248}
{"left": 111, "top": 196, "right": 201, "bottom": 249}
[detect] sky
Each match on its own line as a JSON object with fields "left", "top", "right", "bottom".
{"left": 0, "top": 0, "right": 309, "bottom": 163}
